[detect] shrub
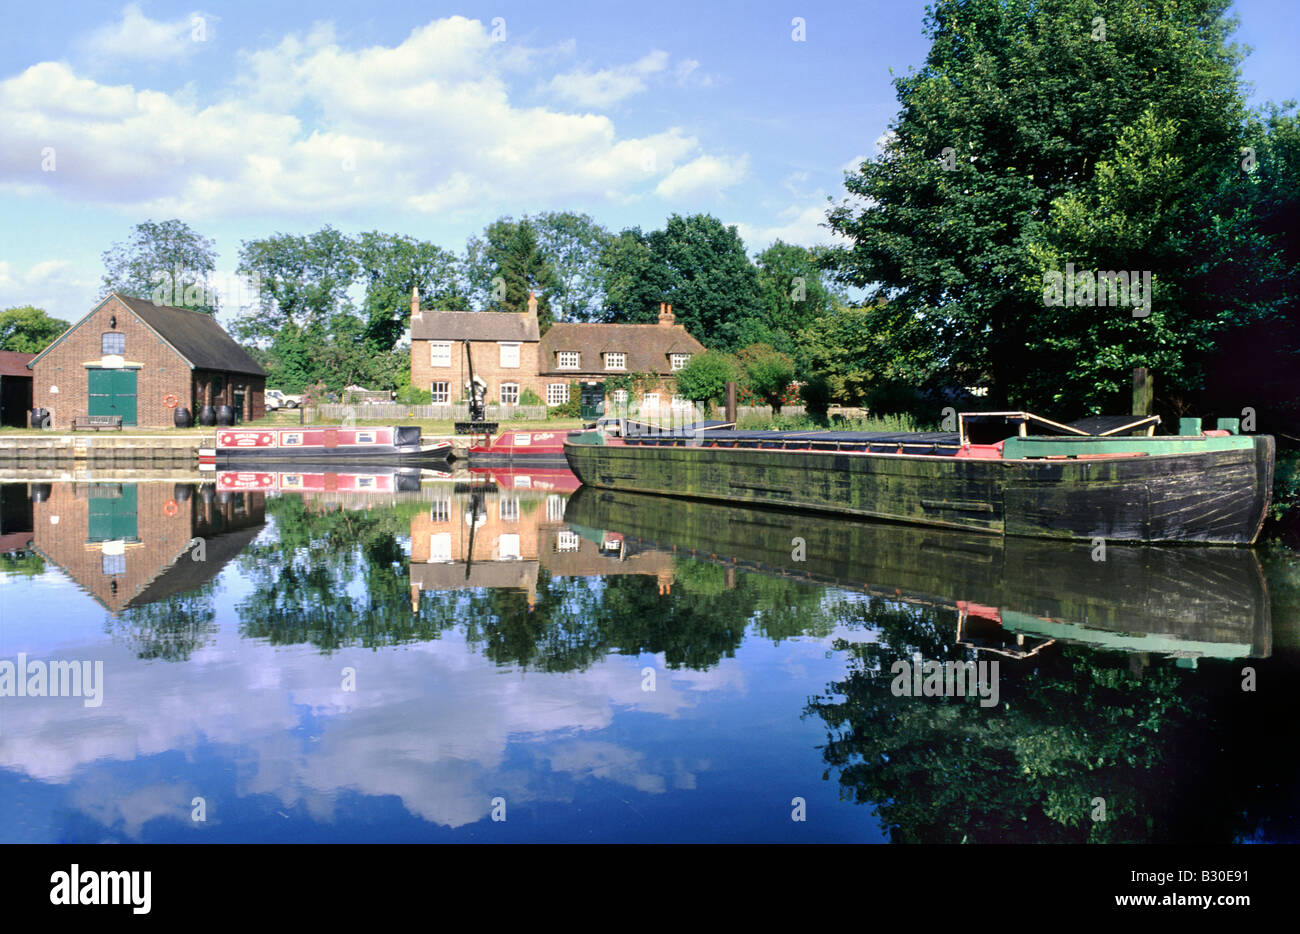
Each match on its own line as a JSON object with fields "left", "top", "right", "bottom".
{"left": 520, "top": 387, "right": 543, "bottom": 406}
{"left": 548, "top": 382, "right": 581, "bottom": 418}
{"left": 674, "top": 351, "right": 738, "bottom": 406}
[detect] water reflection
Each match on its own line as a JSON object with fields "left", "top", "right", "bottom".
{"left": 1, "top": 473, "right": 1297, "bottom": 843}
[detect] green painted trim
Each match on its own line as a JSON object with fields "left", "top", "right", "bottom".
{"left": 1002, "top": 434, "right": 1255, "bottom": 459}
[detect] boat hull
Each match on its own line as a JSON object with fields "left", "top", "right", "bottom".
{"left": 211, "top": 446, "right": 450, "bottom": 468}
{"left": 563, "top": 435, "right": 1274, "bottom": 544}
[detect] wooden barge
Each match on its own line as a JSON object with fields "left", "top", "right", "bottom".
{"left": 563, "top": 487, "right": 1272, "bottom": 662}
{"left": 200, "top": 426, "right": 452, "bottom": 468}
{"left": 563, "top": 413, "right": 1275, "bottom": 545}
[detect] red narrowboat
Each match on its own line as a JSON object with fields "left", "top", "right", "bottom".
{"left": 200, "top": 425, "right": 451, "bottom": 468}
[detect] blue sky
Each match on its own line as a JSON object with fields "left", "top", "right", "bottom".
{"left": 0, "top": 0, "right": 1295, "bottom": 322}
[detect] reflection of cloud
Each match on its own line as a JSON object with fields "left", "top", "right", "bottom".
{"left": 0, "top": 631, "right": 742, "bottom": 834}
{"left": 69, "top": 778, "right": 201, "bottom": 839}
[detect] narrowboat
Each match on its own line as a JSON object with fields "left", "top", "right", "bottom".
{"left": 467, "top": 429, "right": 576, "bottom": 468}
{"left": 563, "top": 412, "right": 1275, "bottom": 545}
{"left": 468, "top": 465, "right": 582, "bottom": 493}
{"left": 215, "top": 466, "right": 441, "bottom": 495}
{"left": 199, "top": 426, "right": 452, "bottom": 468}
{"left": 563, "top": 487, "right": 1272, "bottom": 662}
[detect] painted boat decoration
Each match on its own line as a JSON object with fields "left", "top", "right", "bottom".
{"left": 467, "top": 429, "right": 578, "bottom": 468}
{"left": 216, "top": 466, "right": 442, "bottom": 494}
{"left": 469, "top": 465, "right": 582, "bottom": 493}
{"left": 563, "top": 487, "right": 1272, "bottom": 662}
{"left": 563, "top": 412, "right": 1275, "bottom": 545}
{"left": 200, "top": 425, "right": 452, "bottom": 468}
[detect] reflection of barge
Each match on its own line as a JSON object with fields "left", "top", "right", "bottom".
{"left": 564, "top": 412, "right": 1275, "bottom": 544}
{"left": 216, "top": 466, "right": 443, "bottom": 494}
{"left": 200, "top": 426, "right": 452, "bottom": 468}
{"left": 564, "top": 487, "right": 1272, "bottom": 662}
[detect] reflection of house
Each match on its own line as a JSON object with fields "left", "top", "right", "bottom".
{"left": 30, "top": 482, "right": 265, "bottom": 613}
{"left": 26, "top": 293, "right": 266, "bottom": 428}
{"left": 0, "top": 483, "right": 34, "bottom": 553}
{"left": 409, "top": 290, "right": 705, "bottom": 414}
{"left": 409, "top": 489, "right": 674, "bottom": 610}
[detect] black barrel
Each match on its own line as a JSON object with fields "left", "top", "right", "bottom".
{"left": 215, "top": 405, "right": 235, "bottom": 426}
{"left": 30, "top": 483, "right": 52, "bottom": 503}
{"left": 173, "top": 406, "right": 193, "bottom": 428}
{"left": 30, "top": 407, "right": 50, "bottom": 429}
{"left": 199, "top": 482, "right": 216, "bottom": 503}
{"left": 172, "top": 483, "right": 194, "bottom": 503}
{"left": 396, "top": 470, "right": 422, "bottom": 492}
{"left": 198, "top": 405, "right": 217, "bottom": 427}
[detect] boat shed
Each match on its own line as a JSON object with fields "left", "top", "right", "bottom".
{"left": 0, "top": 350, "right": 35, "bottom": 427}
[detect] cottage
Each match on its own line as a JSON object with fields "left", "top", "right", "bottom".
{"left": 0, "top": 350, "right": 35, "bottom": 427}
{"left": 26, "top": 293, "right": 266, "bottom": 428}
{"left": 409, "top": 290, "right": 705, "bottom": 417}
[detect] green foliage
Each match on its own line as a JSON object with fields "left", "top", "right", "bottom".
{"left": 0, "top": 551, "right": 45, "bottom": 577}
{"left": 673, "top": 350, "right": 738, "bottom": 404}
{"left": 532, "top": 211, "right": 613, "bottom": 322}
{"left": 354, "top": 231, "right": 466, "bottom": 350}
{"left": 0, "top": 305, "right": 69, "bottom": 353}
{"left": 101, "top": 219, "right": 219, "bottom": 313}
{"left": 822, "top": 0, "right": 1256, "bottom": 413}
{"left": 1270, "top": 451, "right": 1300, "bottom": 523}
{"left": 395, "top": 385, "right": 433, "bottom": 405}
{"left": 548, "top": 382, "right": 581, "bottom": 418}
{"left": 751, "top": 241, "right": 844, "bottom": 356}
{"left": 465, "top": 217, "right": 562, "bottom": 331}
{"left": 519, "top": 387, "right": 543, "bottom": 406}
{"left": 735, "top": 344, "right": 796, "bottom": 413}
{"left": 234, "top": 225, "right": 359, "bottom": 341}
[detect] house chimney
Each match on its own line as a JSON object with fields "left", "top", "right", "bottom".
{"left": 659, "top": 302, "right": 675, "bottom": 326}
{"left": 410, "top": 285, "right": 420, "bottom": 317}
{"left": 527, "top": 291, "right": 538, "bottom": 317}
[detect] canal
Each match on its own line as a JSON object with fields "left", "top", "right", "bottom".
{"left": 1, "top": 472, "right": 1297, "bottom": 842}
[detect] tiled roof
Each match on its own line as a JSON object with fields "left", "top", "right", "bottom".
{"left": 112, "top": 294, "right": 266, "bottom": 376}
{"left": 538, "top": 323, "right": 705, "bottom": 375}
{"left": 410, "top": 310, "right": 540, "bottom": 342}
{"left": 0, "top": 350, "right": 35, "bottom": 377}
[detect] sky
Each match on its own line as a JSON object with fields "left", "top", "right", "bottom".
{"left": 0, "top": 0, "right": 1296, "bottom": 323}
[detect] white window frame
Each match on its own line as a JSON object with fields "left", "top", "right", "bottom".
{"left": 671, "top": 353, "right": 691, "bottom": 370}
{"left": 500, "top": 497, "right": 520, "bottom": 522}
{"left": 642, "top": 392, "right": 660, "bottom": 408}
{"left": 557, "top": 351, "right": 580, "bottom": 370}
{"left": 499, "top": 382, "right": 520, "bottom": 405}
{"left": 430, "top": 499, "right": 451, "bottom": 523}
{"left": 611, "top": 389, "right": 628, "bottom": 405}
{"left": 556, "top": 530, "right": 580, "bottom": 552}
{"left": 499, "top": 342, "right": 520, "bottom": 368}
{"left": 604, "top": 352, "right": 626, "bottom": 371}
{"left": 498, "top": 533, "right": 521, "bottom": 560}
{"left": 430, "top": 342, "right": 452, "bottom": 367}
{"left": 547, "top": 383, "right": 569, "bottom": 406}
{"left": 430, "top": 381, "right": 450, "bottom": 404}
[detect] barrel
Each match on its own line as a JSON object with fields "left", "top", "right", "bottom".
{"left": 173, "top": 406, "right": 193, "bottom": 428}
{"left": 30, "top": 483, "right": 52, "bottom": 503}
{"left": 198, "top": 405, "right": 217, "bottom": 427}
{"left": 30, "top": 407, "right": 50, "bottom": 429}
{"left": 215, "top": 404, "right": 235, "bottom": 426}
{"left": 173, "top": 483, "right": 194, "bottom": 503}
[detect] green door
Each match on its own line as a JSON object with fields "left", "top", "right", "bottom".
{"left": 88, "top": 369, "right": 137, "bottom": 425}
{"left": 88, "top": 486, "right": 138, "bottom": 542}
{"left": 579, "top": 383, "right": 605, "bottom": 421}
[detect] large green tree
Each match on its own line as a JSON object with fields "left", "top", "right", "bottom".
{"left": 749, "top": 241, "right": 843, "bottom": 356}
{"left": 0, "top": 305, "right": 69, "bottom": 353}
{"left": 354, "top": 232, "right": 466, "bottom": 350}
{"left": 234, "top": 226, "right": 359, "bottom": 341}
{"left": 101, "top": 219, "right": 219, "bottom": 313}
{"left": 532, "top": 211, "right": 612, "bottom": 322}
{"left": 822, "top": 0, "right": 1258, "bottom": 413}
{"left": 465, "top": 218, "right": 562, "bottom": 330}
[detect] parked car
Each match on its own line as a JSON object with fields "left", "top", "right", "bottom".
{"left": 266, "top": 389, "right": 302, "bottom": 409}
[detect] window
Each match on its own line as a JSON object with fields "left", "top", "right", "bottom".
{"left": 430, "top": 533, "right": 452, "bottom": 562}
{"left": 500, "top": 497, "right": 520, "bottom": 522}
{"left": 101, "top": 554, "right": 126, "bottom": 576}
{"left": 604, "top": 352, "right": 626, "bottom": 370}
{"left": 547, "top": 383, "right": 569, "bottom": 406}
{"left": 430, "top": 381, "right": 450, "bottom": 404}
{"left": 430, "top": 499, "right": 450, "bottom": 523}
{"left": 671, "top": 353, "right": 691, "bottom": 370}
{"left": 102, "top": 332, "right": 125, "bottom": 356}
{"left": 611, "top": 389, "right": 628, "bottom": 405}
{"left": 671, "top": 395, "right": 689, "bottom": 409}
{"left": 557, "top": 351, "right": 580, "bottom": 369}
{"left": 499, "top": 383, "right": 520, "bottom": 405}
{"left": 642, "top": 393, "right": 660, "bottom": 408}
{"left": 498, "top": 533, "right": 521, "bottom": 560}
{"left": 546, "top": 495, "right": 566, "bottom": 522}
{"left": 430, "top": 342, "right": 452, "bottom": 366}
{"left": 499, "top": 342, "right": 520, "bottom": 368}
{"left": 556, "top": 530, "right": 580, "bottom": 552}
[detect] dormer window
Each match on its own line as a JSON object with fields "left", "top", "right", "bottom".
{"left": 102, "top": 332, "right": 125, "bottom": 356}
{"left": 604, "top": 352, "right": 626, "bottom": 370}
{"left": 557, "top": 351, "right": 580, "bottom": 369}
{"left": 671, "top": 353, "right": 691, "bottom": 370}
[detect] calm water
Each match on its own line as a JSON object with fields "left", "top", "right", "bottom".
{"left": 1, "top": 473, "right": 1297, "bottom": 843}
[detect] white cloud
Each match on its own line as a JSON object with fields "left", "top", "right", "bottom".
{"left": 733, "top": 200, "right": 837, "bottom": 250}
{"left": 0, "top": 258, "right": 99, "bottom": 318}
{"left": 83, "top": 3, "right": 214, "bottom": 64}
{"left": 0, "top": 18, "right": 725, "bottom": 219}
{"left": 655, "top": 153, "right": 748, "bottom": 200}
{"left": 546, "top": 50, "right": 670, "bottom": 108}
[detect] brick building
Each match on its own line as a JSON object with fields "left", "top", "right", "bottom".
{"left": 27, "top": 293, "right": 266, "bottom": 428}
{"left": 31, "top": 482, "right": 265, "bottom": 614}
{"left": 0, "top": 350, "right": 35, "bottom": 427}
{"left": 409, "top": 291, "right": 706, "bottom": 416}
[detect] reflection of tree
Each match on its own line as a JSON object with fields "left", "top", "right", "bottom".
{"left": 806, "top": 595, "right": 1300, "bottom": 843}
{"left": 0, "top": 551, "right": 44, "bottom": 577}
{"left": 112, "top": 589, "right": 217, "bottom": 662}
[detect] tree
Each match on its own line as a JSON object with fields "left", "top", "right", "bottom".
{"left": 234, "top": 226, "right": 358, "bottom": 341}
{"left": 822, "top": 0, "right": 1254, "bottom": 413}
{"left": 464, "top": 218, "right": 562, "bottom": 330}
{"left": 673, "top": 350, "right": 738, "bottom": 406}
{"left": 101, "top": 219, "right": 219, "bottom": 313}
{"left": 354, "top": 232, "right": 466, "bottom": 350}
{"left": 735, "top": 344, "right": 796, "bottom": 412}
{"left": 0, "top": 306, "right": 69, "bottom": 353}
{"left": 532, "top": 211, "right": 612, "bottom": 322}
{"left": 751, "top": 241, "right": 843, "bottom": 356}
{"left": 598, "top": 227, "right": 673, "bottom": 324}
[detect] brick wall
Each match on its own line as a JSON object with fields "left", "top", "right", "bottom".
{"left": 411, "top": 339, "right": 545, "bottom": 405}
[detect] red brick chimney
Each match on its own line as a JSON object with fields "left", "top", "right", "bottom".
{"left": 658, "top": 302, "right": 675, "bottom": 327}
{"left": 410, "top": 285, "right": 420, "bottom": 318}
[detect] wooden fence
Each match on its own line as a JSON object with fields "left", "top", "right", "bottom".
{"left": 311, "top": 403, "right": 550, "bottom": 422}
